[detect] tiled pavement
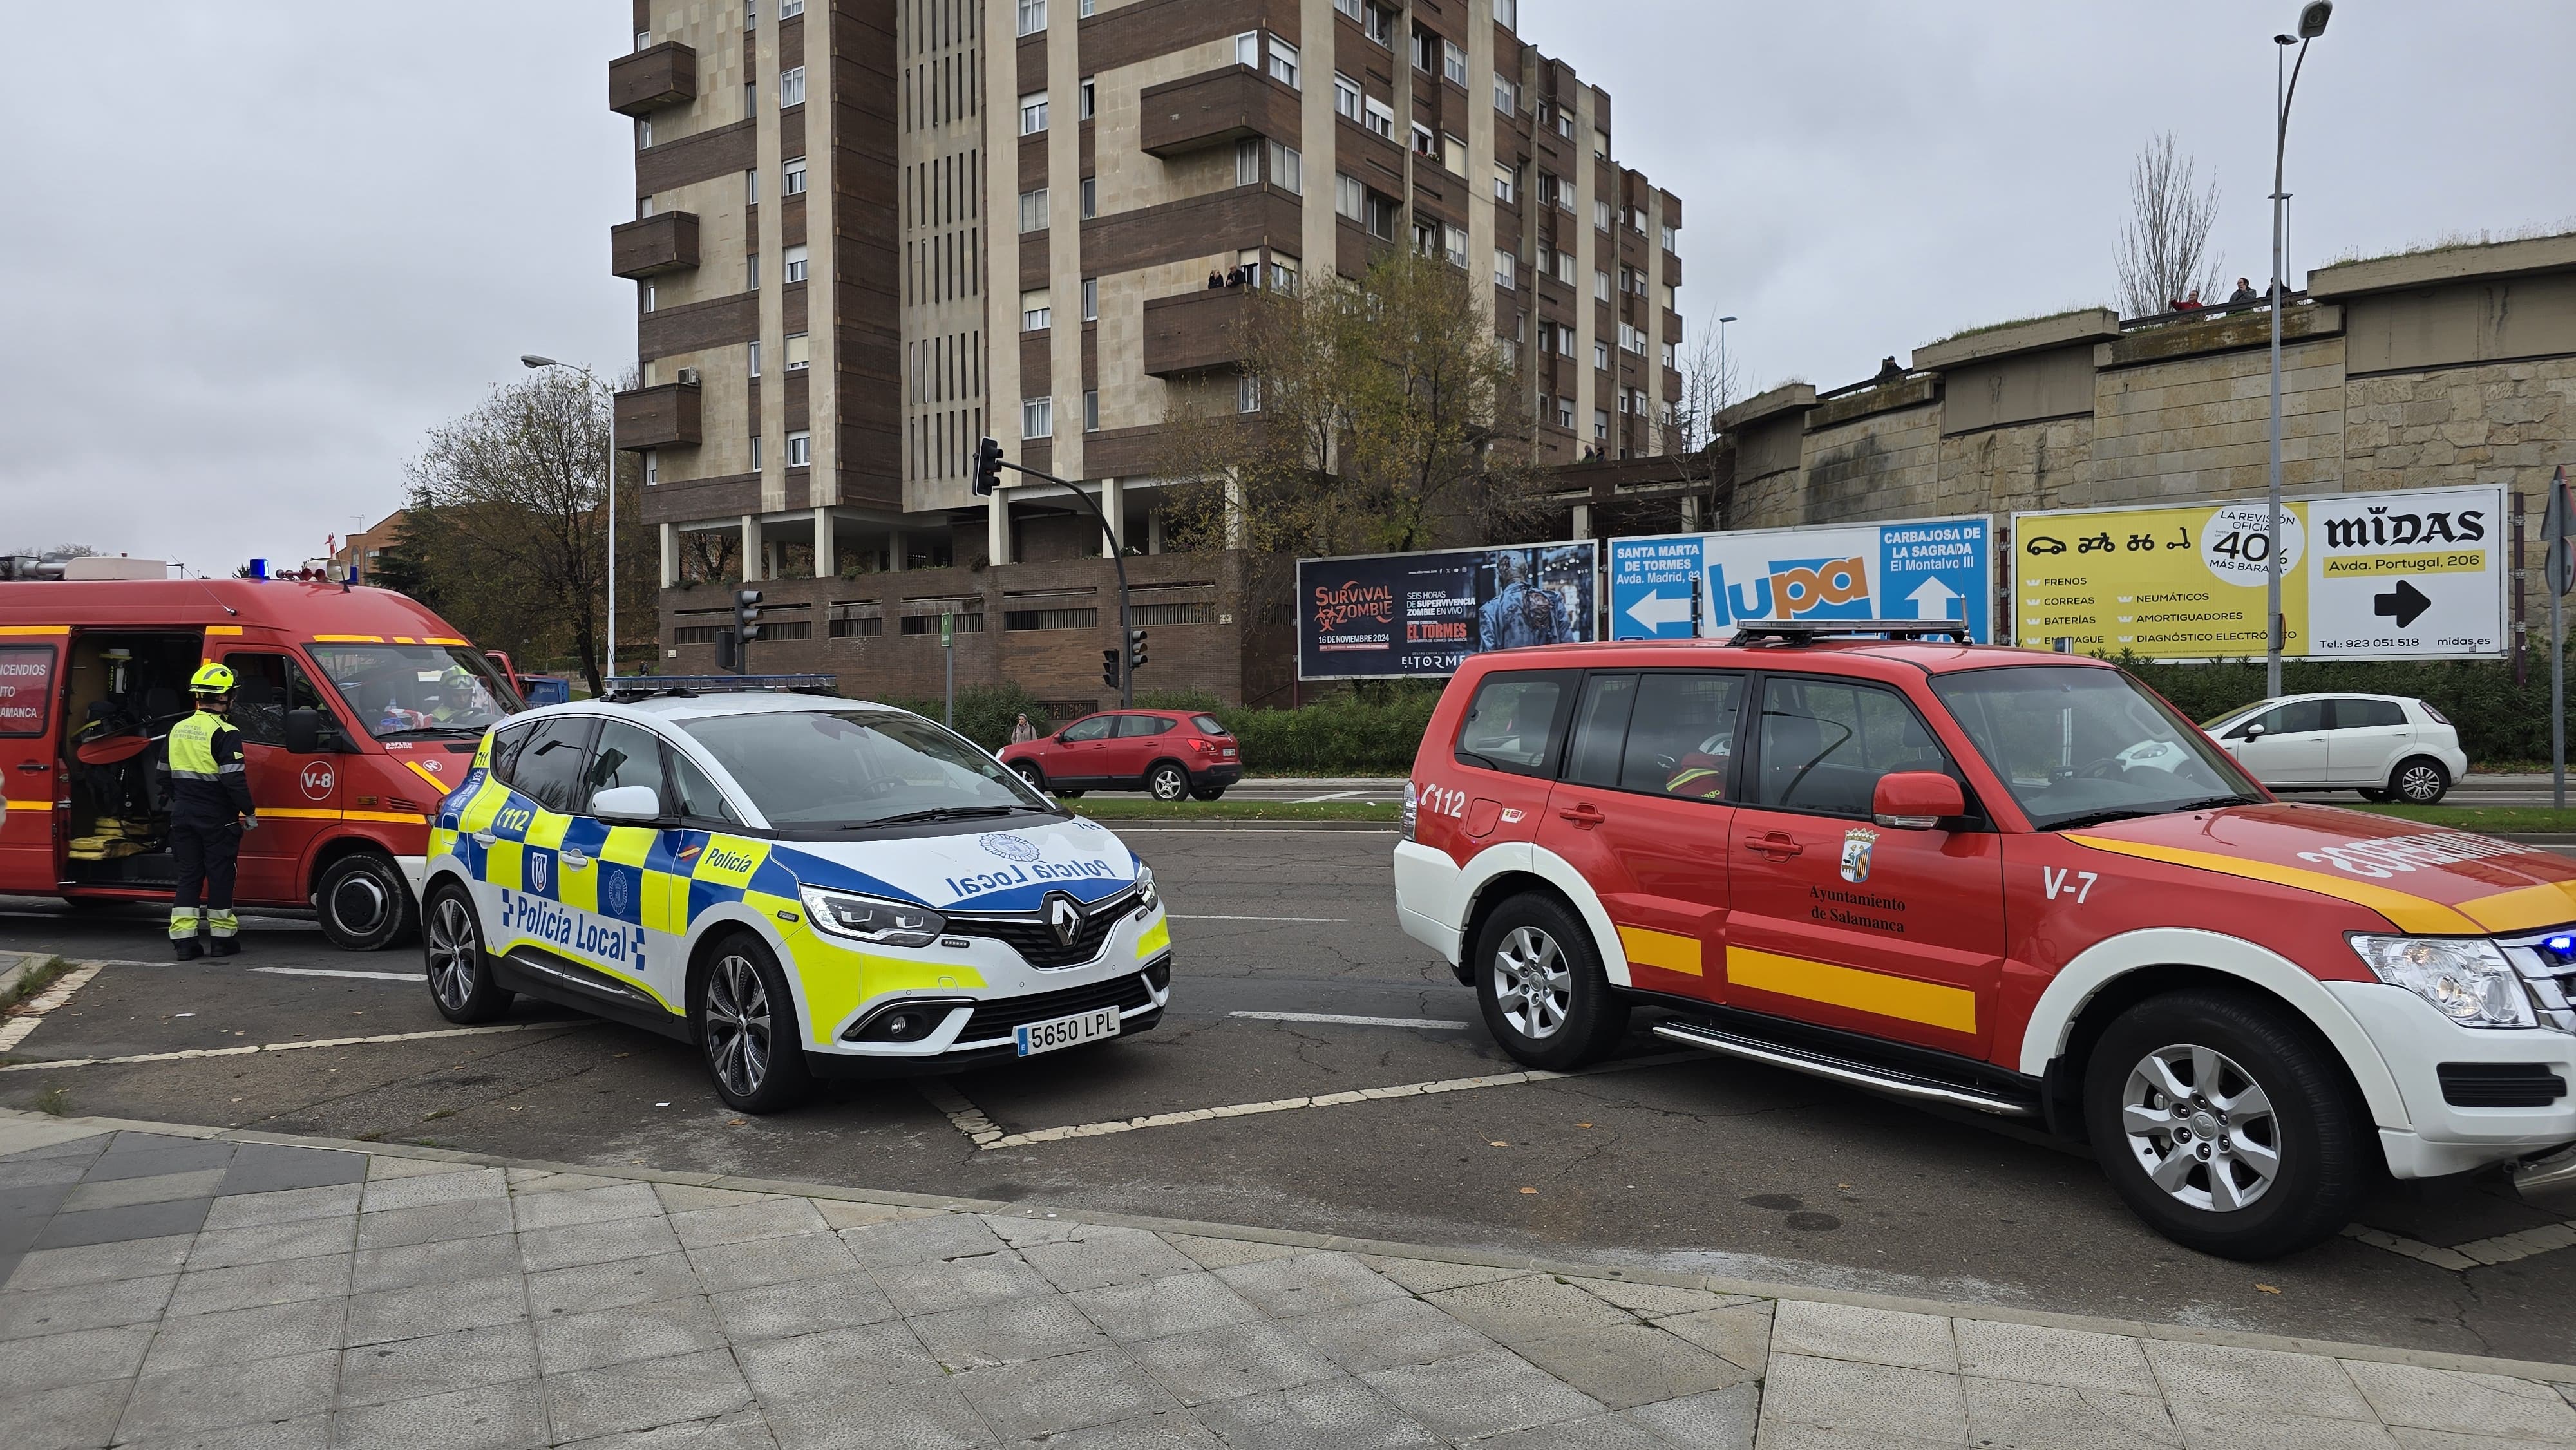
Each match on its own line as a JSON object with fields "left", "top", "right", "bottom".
{"left": 3, "top": 1116, "right": 2573, "bottom": 1448}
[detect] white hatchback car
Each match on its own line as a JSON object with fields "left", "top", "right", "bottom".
{"left": 2200, "top": 693, "right": 2467, "bottom": 804}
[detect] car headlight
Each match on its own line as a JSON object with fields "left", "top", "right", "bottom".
{"left": 1134, "top": 865, "right": 1159, "bottom": 915}
{"left": 799, "top": 887, "right": 945, "bottom": 948}
{"left": 2349, "top": 935, "right": 2534, "bottom": 1028}
{"left": 1402, "top": 780, "right": 1418, "bottom": 840}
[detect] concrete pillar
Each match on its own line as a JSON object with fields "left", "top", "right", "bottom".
{"left": 1148, "top": 509, "right": 1165, "bottom": 555}
{"left": 1679, "top": 495, "right": 1700, "bottom": 532}
{"left": 987, "top": 490, "right": 1012, "bottom": 566}
{"left": 1099, "top": 477, "right": 1122, "bottom": 558}
{"left": 1570, "top": 503, "right": 1592, "bottom": 540}
{"left": 658, "top": 523, "right": 677, "bottom": 589}
{"left": 1223, "top": 475, "right": 1245, "bottom": 549}
{"left": 889, "top": 528, "right": 908, "bottom": 572}
{"left": 763, "top": 540, "right": 781, "bottom": 578}
{"left": 813, "top": 507, "right": 835, "bottom": 579}
{"left": 740, "top": 515, "right": 761, "bottom": 581}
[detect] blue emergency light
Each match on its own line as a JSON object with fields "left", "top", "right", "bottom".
{"left": 2547, "top": 935, "right": 2575, "bottom": 953}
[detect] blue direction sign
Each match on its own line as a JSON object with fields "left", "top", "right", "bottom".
{"left": 1609, "top": 516, "right": 1993, "bottom": 641}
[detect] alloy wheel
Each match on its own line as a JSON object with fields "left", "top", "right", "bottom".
{"left": 2396, "top": 763, "right": 2445, "bottom": 803}
{"left": 705, "top": 954, "right": 773, "bottom": 1097}
{"left": 2119, "top": 1043, "right": 2282, "bottom": 1213}
{"left": 1151, "top": 766, "right": 1188, "bottom": 801}
{"left": 425, "top": 897, "right": 477, "bottom": 1012}
{"left": 1492, "top": 925, "right": 1571, "bottom": 1040}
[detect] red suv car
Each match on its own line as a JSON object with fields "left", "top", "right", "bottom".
{"left": 1001, "top": 710, "right": 1241, "bottom": 801}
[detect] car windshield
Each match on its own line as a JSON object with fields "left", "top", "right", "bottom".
{"left": 680, "top": 709, "right": 1050, "bottom": 827}
{"left": 1931, "top": 666, "right": 2261, "bottom": 830}
{"left": 309, "top": 643, "right": 521, "bottom": 740}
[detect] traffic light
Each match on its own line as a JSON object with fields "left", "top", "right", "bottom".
{"left": 971, "top": 436, "right": 1005, "bottom": 496}
{"left": 1101, "top": 648, "right": 1121, "bottom": 690}
{"left": 729, "top": 588, "right": 763, "bottom": 674}
{"left": 1128, "top": 628, "right": 1148, "bottom": 672}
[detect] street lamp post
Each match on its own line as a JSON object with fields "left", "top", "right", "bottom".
{"left": 2264, "top": 1, "right": 2331, "bottom": 697}
{"left": 522, "top": 355, "right": 619, "bottom": 686}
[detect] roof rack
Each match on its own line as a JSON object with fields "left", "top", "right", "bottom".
{"left": 601, "top": 673, "right": 842, "bottom": 701}
{"left": 1728, "top": 619, "right": 1974, "bottom": 646}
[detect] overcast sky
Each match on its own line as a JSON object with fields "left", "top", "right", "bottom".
{"left": 4, "top": 2, "right": 2571, "bottom": 574}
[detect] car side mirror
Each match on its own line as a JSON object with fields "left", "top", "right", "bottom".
{"left": 1872, "top": 771, "right": 1964, "bottom": 829}
{"left": 2244, "top": 723, "right": 2266, "bottom": 739}
{"left": 591, "top": 785, "right": 665, "bottom": 822}
{"left": 284, "top": 708, "right": 321, "bottom": 755}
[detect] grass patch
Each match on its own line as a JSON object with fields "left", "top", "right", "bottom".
{"left": 0, "top": 956, "right": 70, "bottom": 1014}
{"left": 1061, "top": 799, "right": 1399, "bottom": 823}
{"left": 1925, "top": 305, "right": 2108, "bottom": 347}
{"left": 32, "top": 1085, "right": 69, "bottom": 1116}
{"left": 2343, "top": 804, "right": 2576, "bottom": 834}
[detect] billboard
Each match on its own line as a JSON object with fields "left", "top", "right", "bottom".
{"left": 2010, "top": 484, "right": 2507, "bottom": 660}
{"left": 1296, "top": 542, "right": 1600, "bottom": 679}
{"left": 1607, "top": 515, "right": 1994, "bottom": 641}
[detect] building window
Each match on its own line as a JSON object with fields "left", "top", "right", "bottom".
{"left": 638, "top": 28, "right": 652, "bottom": 50}
{"left": 1662, "top": 341, "right": 1678, "bottom": 369}
{"left": 752, "top": 434, "right": 764, "bottom": 470}
{"left": 1363, "top": 96, "right": 1394, "bottom": 140}
{"left": 637, "top": 117, "right": 652, "bottom": 149}
{"left": 1441, "top": 39, "right": 1466, "bottom": 85}
{"left": 746, "top": 252, "right": 759, "bottom": 289}
{"left": 1022, "top": 396, "right": 1053, "bottom": 439}
{"left": 1018, "top": 187, "right": 1049, "bottom": 232}
{"left": 1080, "top": 0, "right": 1094, "bottom": 14}
{"left": 1661, "top": 223, "right": 1679, "bottom": 252}
{"left": 746, "top": 168, "right": 759, "bottom": 205}
{"left": 1493, "top": 163, "right": 1517, "bottom": 205}
{"left": 1595, "top": 198, "right": 1611, "bottom": 231}
{"left": 640, "top": 282, "right": 656, "bottom": 312}
{"left": 1443, "top": 225, "right": 1468, "bottom": 269}
{"left": 1267, "top": 38, "right": 1299, "bottom": 89}
{"left": 1081, "top": 276, "right": 1097, "bottom": 322}
{"left": 779, "top": 67, "right": 805, "bottom": 106}
{"left": 1365, "top": 190, "right": 1396, "bottom": 240}
{"left": 1554, "top": 250, "right": 1574, "bottom": 284}
{"left": 1409, "top": 122, "right": 1435, "bottom": 157}
{"left": 1558, "top": 179, "right": 1577, "bottom": 213}
{"left": 1333, "top": 72, "right": 1361, "bottom": 124}
{"left": 1365, "top": 5, "right": 1392, "bottom": 46}
{"left": 786, "top": 431, "right": 811, "bottom": 467}
{"left": 1235, "top": 137, "right": 1260, "bottom": 186}
{"left": 643, "top": 449, "right": 658, "bottom": 484}
{"left": 1593, "top": 270, "right": 1610, "bottom": 302}
{"left": 1083, "top": 390, "right": 1099, "bottom": 432}
{"left": 1556, "top": 396, "right": 1574, "bottom": 429}
{"left": 780, "top": 0, "right": 802, "bottom": 14}
{"left": 1021, "top": 289, "right": 1050, "bottom": 330}
{"left": 785, "top": 333, "right": 810, "bottom": 370}
{"left": 1268, "top": 254, "right": 1299, "bottom": 294}
{"left": 1017, "top": 0, "right": 1045, "bottom": 36}
{"left": 1080, "top": 176, "right": 1097, "bottom": 218}
{"left": 1495, "top": 0, "right": 1516, "bottom": 28}
{"left": 782, "top": 156, "right": 806, "bottom": 194}
{"left": 748, "top": 339, "right": 761, "bottom": 377}
{"left": 1235, "top": 31, "right": 1258, "bottom": 66}
{"left": 783, "top": 244, "right": 808, "bottom": 283}
{"left": 1593, "top": 410, "right": 1609, "bottom": 440}
{"left": 1267, "top": 140, "right": 1302, "bottom": 194}
{"left": 1594, "top": 340, "right": 1610, "bottom": 370}
{"left": 1334, "top": 0, "right": 1360, "bottom": 17}
{"left": 1442, "top": 133, "right": 1466, "bottom": 176}
{"left": 1335, "top": 172, "right": 1363, "bottom": 222}
{"left": 1493, "top": 250, "right": 1515, "bottom": 289}
{"left": 1238, "top": 372, "right": 1261, "bottom": 413}
{"left": 1494, "top": 73, "right": 1516, "bottom": 113}
{"left": 638, "top": 194, "right": 653, "bottom": 218}
{"left": 1019, "top": 91, "right": 1048, "bottom": 134}
{"left": 1408, "top": 30, "right": 1432, "bottom": 73}
{"left": 1557, "top": 107, "right": 1574, "bottom": 138}
{"left": 1079, "top": 77, "right": 1095, "bottom": 120}
{"left": 1616, "top": 389, "right": 1628, "bottom": 415}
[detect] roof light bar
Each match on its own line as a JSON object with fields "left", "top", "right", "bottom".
{"left": 1727, "top": 619, "right": 1974, "bottom": 646}
{"left": 602, "top": 673, "right": 842, "bottom": 701}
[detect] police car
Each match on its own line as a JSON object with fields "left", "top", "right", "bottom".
{"left": 419, "top": 683, "right": 1171, "bottom": 1111}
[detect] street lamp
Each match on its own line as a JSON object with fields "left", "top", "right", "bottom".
{"left": 2264, "top": 0, "right": 2330, "bottom": 697}
{"left": 523, "top": 355, "right": 620, "bottom": 687}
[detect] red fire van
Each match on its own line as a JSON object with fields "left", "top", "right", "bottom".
{"left": 0, "top": 579, "right": 522, "bottom": 948}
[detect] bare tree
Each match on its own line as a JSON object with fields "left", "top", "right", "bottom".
{"left": 1650, "top": 319, "right": 1741, "bottom": 529}
{"left": 2116, "top": 131, "right": 2226, "bottom": 316}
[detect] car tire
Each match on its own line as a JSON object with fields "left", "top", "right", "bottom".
{"left": 695, "top": 932, "right": 813, "bottom": 1114}
{"left": 1472, "top": 894, "right": 1628, "bottom": 1072}
{"left": 1013, "top": 762, "right": 1048, "bottom": 793}
{"left": 317, "top": 852, "right": 419, "bottom": 951}
{"left": 2389, "top": 757, "right": 2449, "bottom": 805}
{"left": 1148, "top": 762, "right": 1190, "bottom": 802}
{"left": 422, "top": 881, "right": 512, "bottom": 1024}
{"left": 2083, "top": 988, "right": 2369, "bottom": 1260}
{"left": 1189, "top": 786, "right": 1227, "bottom": 801}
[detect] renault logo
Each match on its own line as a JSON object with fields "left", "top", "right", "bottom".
{"left": 1046, "top": 893, "right": 1084, "bottom": 947}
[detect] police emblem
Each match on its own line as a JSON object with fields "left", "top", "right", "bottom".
{"left": 528, "top": 851, "right": 551, "bottom": 894}
{"left": 1839, "top": 829, "right": 1878, "bottom": 884}
{"left": 606, "top": 869, "right": 632, "bottom": 917}
{"left": 978, "top": 832, "right": 1042, "bottom": 862}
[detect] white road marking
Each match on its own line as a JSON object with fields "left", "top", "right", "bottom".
{"left": 1229, "top": 1010, "right": 1468, "bottom": 1030}
{"left": 1170, "top": 914, "right": 1348, "bottom": 923}
{"left": 958, "top": 1051, "right": 1701, "bottom": 1151}
{"left": 0, "top": 960, "right": 107, "bottom": 1052}
{"left": 0, "top": 1019, "right": 603, "bottom": 1073}
{"left": 2344, "top": 1219, "right": 2576, "bottom": 1270}
{"left": 918, "top": 1078, "right": 1007, "bottom": 1147}
{"left": 251, "top": 967, "right": 421, "bottom": 983}
{"left": 1293, "top": 791, "right": 1362, "bottom": 802}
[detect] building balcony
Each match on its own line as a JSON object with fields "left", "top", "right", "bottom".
{"left": 610, "top": 211, "right": 699, "bottom": 279}
{"left": 614, "top": 381, "right": 701, "bottom": 450}
{"left": 609, "top": 42, "right": 697, "bottom": 116}
{"left": 1142, "top": 287, "right": 1256, "bottom": 377}
{"left": 1137, "top": 64, "right": 1300, "bottom": 158}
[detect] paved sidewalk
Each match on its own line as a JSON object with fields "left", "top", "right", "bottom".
{"left": 3, "top": 1113, "right": 2573, "bottom": 1449}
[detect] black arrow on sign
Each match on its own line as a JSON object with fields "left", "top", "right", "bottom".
{"left": 2374, "top": 578, "right": 2432, "bottom": 630}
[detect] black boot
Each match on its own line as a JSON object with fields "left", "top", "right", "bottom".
{"left": 173, "top": 937, "right": 204, "bottom": 961}
{"left": 207, "top": 937, "right": 240, "bottom": 958}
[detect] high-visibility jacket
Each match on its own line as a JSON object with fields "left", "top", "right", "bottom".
{"left": 163, "top": 710, "right": 257, "bottom": 820}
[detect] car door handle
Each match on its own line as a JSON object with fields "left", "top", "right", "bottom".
{"left": 560, "top": 851, "right": 592, "bottom": 870}
{"left": 14, "top": 761, "right": 47, "bottom": 773}
{"left": 472, "top": 830, "right": 497, "bottom": 846}
{"left": 1557, "top": 804, "right": 1605, "bottom": 828}
{"left": 1744, "top": 833, "right": 1803, "bottom": 858}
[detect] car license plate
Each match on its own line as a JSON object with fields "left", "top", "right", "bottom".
{"left": 1015, "top": 1006, "right": 1121, "bottom": 1057}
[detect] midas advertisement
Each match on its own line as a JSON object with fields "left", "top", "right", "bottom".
{"left": 2011, "top": 484, "right": 2506, "bottom": 660}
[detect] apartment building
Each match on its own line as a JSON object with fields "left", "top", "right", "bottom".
{"left": 611, "top": 0, "right": 1684, "bottom": 706}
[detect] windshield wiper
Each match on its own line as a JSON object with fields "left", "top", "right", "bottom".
{"left": 2047, "top": 796, "right": 2258, "bottom": 832}
{"left": 859, "top": 805, "right": 1023, "bottom": 827}
{"left": 2172, "top": 795, "right": 2260, "bottom": 813}
{"left": 374, "top": 725, "right": 489, "bottom": 740}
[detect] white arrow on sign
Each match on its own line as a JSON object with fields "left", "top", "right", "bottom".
{"left": 1625, "top": 588, "right": 1694, "bottom": 632}
{"left": 1905, "top": 576, "right": 1961, "bottom": 621}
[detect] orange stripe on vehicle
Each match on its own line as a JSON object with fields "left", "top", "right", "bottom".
{"left": 1727, "top": 946, "right": 1976, "bottom": 1033}
{"left": 311, "top": 634, "right": 383, "bottom": 643}
{"left": 2063, "top": 834, "right": 2478, "bottom": 934}
{"left": 0, "top": 625, "right": 70, "bottom": 636}
{"left": 401, "top": 760, "right": 453, "bottom": 793}
{"left": 260, "top": 808, "right": 340, "bottom": 820}
{"left": 343, "top": 810, "right": 431, "bottom": 825}
{"left": 1616, "top": 925, "right": 1703, "bottom": 976}
{"left": 422, "top": 636, "right": 468, "bottom": 646}
{"left": 2458, "top": 880, "right": 2576, "bottom": 934}
{"left": 203, "top": 626, "right": 243, "bottom": 636}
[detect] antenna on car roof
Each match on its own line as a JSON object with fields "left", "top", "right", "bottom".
{"left": 1727, "top": 619, "right": 1974, "bottom": 646}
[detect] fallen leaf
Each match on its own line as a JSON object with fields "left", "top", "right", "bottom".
{"left": 2255, "top": 1283, "right": 2281, "bottom": 1294}
{"left": 1575, "top": 1123, "right": 1593, "bottom": 1129}
{"left": 729, "top": 1118, "right": 748, "bottom": 1127}
{"left": 1488, "top": 1140, "right": 1510, "bottom": 1147}
{"left": 1518, "top": 1187, "right": 1538, "bottom": 1194}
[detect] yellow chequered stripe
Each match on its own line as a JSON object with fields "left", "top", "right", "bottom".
{"left": 1136, "top": 918, "right": 1171, "bottom": 961}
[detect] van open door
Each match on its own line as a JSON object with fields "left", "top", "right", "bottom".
{"left": 0, "top": 630, "right": 66, "bottom": 894}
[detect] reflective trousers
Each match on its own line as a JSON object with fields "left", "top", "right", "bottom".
{"left": 169, "top": 818, "right": 242, "bottom": 939}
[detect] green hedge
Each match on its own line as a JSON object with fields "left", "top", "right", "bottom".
{"left": 2119, "top": 651, "right": 2573, "bottom": 766}
{"left": 884, "top": 682, "right": 1052, "bottom": 754}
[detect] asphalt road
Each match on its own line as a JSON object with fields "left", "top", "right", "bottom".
{"left": 3, "top": 825, "right": 2572, "bottom": 1365}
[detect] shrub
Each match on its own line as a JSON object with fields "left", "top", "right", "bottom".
{"left": 1206, "top": 692, "right": 1441, "bottom": 774}
{"left": 2116, "top": 649, "right": 2575, "bottom": 766}
{"left": 882, "top": 681, "right": 1053, "bottom": 753}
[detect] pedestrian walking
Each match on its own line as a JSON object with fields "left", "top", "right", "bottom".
{"left": 1009, "top": 712, "right": 1039, "bottom": 745}
{"left": 162, "top": 663, "right": 258, "bottom": 959}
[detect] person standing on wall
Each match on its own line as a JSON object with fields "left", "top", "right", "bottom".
{"left": 161, "top": 663, "right": 259, "bottom": 959}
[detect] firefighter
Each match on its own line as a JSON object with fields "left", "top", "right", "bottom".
{"left": 163, "top": 663, "right": 259, "bottom": 959}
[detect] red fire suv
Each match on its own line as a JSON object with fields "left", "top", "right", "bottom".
{"left": 1392, "top": 621, "right": 2576, "bottom": 1259}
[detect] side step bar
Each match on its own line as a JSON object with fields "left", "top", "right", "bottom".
{"left": 1651, "top": 1019, "right": 2040, "bottom": 1118}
